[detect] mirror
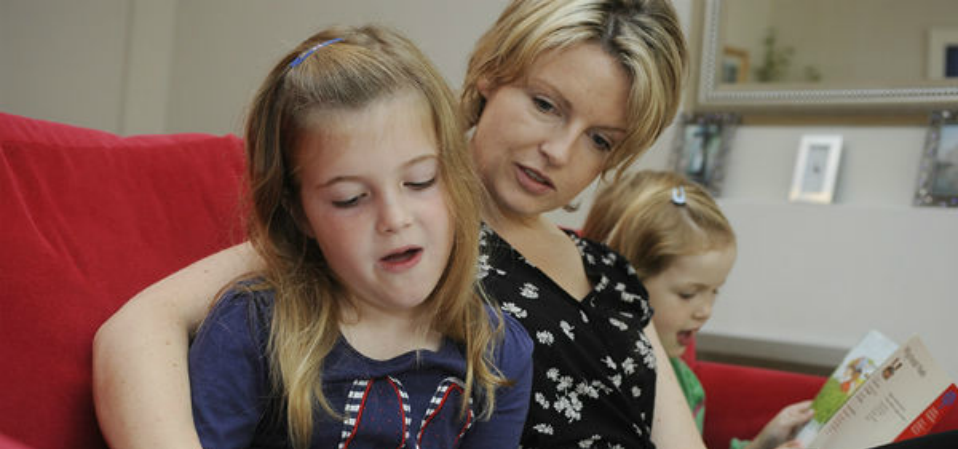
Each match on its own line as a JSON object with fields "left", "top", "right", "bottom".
{"left": 692, "top": 0, "right": 958, "bottom": 114}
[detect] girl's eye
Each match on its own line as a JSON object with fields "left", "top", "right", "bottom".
{"left": 678, "top": 292, "right": 695, "bottom": 300}
{"left": 405, "top": 177, "right": 436, "bottom": 190}
{"left": 332, "top": 194, "right": 365, "bottom": 208}
{"left": 589, "top": 132, "right": 613, "bottom": 152}
{"left": 532, "top": 96, "right": 557, "bottom": 114}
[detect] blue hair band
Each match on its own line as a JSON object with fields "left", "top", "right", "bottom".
{"left": 288, "top": 37, "right": 344, "bottom": 69}
{"left": 671, "top": 186, "right": 687, "bottom": 206}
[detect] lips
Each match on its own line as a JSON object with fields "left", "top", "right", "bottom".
{"left": 380, "top": 246, "right": 423, "bottom": 272}
{"left": 516, "top": 164, "right": 554, "bottom": 193}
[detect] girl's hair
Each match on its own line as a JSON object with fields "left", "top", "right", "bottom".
{"left": 581, "top": 170, "right": 735, "bottom": 279}
{"left": 242, "top": 25, "right": 503, "bottom": 448}
{"left": 462, "top": 0, "right": 688, "bottom": 180}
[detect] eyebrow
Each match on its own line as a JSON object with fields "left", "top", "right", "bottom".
{"left": 318, "top": 153, "right": 439, "bottom": 188}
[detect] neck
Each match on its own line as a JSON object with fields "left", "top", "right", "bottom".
{"left": 338, "top": 302, "right": 441, "bottom": 360}
{"left": 481, "top": 198, "right": 555, "bottom": 239}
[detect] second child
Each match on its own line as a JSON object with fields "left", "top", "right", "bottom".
{"left": 583, "top": 170, "right": 814, "bottom": 449}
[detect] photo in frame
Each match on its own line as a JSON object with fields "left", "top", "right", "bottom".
{"left": 669, "top": 113, "right": 739, "bottom": 196}
{"left": 721, "top": 46, "right": 750, "bottom": 84}
{"left": 914, "top": 110, "right": 958, "bottom": 207}
{"left": 788, "top": 135, "right": 843, "bottom": 204}
{"left": 927, "top": 28, "right": 958, "bottom": 79}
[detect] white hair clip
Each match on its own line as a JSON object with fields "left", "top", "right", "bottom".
{"left": 671, "top": 186, "right": 687, "bottom": 206}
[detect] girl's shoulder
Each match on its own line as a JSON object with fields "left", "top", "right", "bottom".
{"left": 484, "top": 304, "right": 534, "bottom": 373}
{"left": 195, "top": 278, "right": 274, "bottom": 345}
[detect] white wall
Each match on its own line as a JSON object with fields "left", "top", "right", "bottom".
{"left": 3, "top": 0, "right": 956, "bottom": 379}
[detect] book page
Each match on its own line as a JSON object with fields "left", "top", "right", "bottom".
{"left": 808, "top": 335, "right": 956, "bottom": 449}
{"left": 796, "top": 330, "right": 899, "bottom": 446}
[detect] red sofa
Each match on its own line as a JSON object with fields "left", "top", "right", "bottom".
{"left": 1, "top": 112, "right": 955, "bottom": 448}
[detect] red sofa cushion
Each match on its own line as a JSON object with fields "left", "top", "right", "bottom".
{"left": 0, "top": 113, "right": 246, "bottom": 449}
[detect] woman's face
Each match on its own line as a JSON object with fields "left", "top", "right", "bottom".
{"left": 470, "top": 43, "right": 630, "bottom": 221}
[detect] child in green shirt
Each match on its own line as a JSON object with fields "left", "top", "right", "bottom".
{"left": 584, "top": 170, "right": 814, "bottom": 449}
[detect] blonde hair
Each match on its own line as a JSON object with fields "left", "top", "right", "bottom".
{"left": 462, "top": 0, "right": 688, "bottom": 180}
{"left": 240, "top": 25, "right": 504, "bottom": 449}
{"left": 582, "top": 170, "right": 735, "bottom": 279}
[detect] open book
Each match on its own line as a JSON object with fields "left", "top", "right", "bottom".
{"left": 796, "top": 331, "right": 957, "bottom": 449}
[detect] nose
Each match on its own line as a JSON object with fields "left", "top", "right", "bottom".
{"left": 693, "top": 297, "right": 714, "bottom": 321}
{"left": 376, "top": 193, "right": 412, "bottom": 234}
{"left": 538, "top": 126, "right": 578, "bottom": 166}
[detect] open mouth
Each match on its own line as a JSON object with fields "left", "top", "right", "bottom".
{"left": 518, "top": 165, "right": 555, "bottom": 193}
{"left": 382, "top": 247, "right": 421, "bottom": 263}
{"left": 519, "top": 165, "right": 553, "bottom": 189}
{"left": 676, "top": 330, "right": 695, "bottom": 347}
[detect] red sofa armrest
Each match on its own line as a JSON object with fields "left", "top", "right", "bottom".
{"left": 0, "top": 433, "right": 33, "bottom": 449}
{"left": 694, "top": 361, "right": 825, "bottom": 449}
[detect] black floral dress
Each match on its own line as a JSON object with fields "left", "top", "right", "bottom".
{"left": 478, "top": 224, "right": 658, "bottom": 449}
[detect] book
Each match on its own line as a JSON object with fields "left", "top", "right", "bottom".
{"left": 795, "top": 331, "right": 957, "bottom": 449}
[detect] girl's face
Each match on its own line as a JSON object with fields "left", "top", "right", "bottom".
{"left": 294, "top": 91, "right": 453, "bottom": 322}
{"left": 643, "top": 245, "right": 737, "bottom": 358}
{"left": 470, "top": 43, "right": 629, "bottom": 220}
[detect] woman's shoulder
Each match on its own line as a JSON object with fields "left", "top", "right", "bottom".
{"left": 565, "top": 230, "right": 637, "bottom": 275}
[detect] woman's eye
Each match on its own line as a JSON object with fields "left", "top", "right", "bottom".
{"left": 532, "top": 96, "right": 556, "bottom": 114}
{"left": 590, "top": 132, "right": 613, "bottom": 152}
{"left": 405, "top": 177, "right": 436, "bottom": 190}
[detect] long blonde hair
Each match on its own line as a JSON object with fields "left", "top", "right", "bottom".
{"left": 462, "top": 0, "right": 688, "bottom": 180}
{"left": 240, "top": 25, "right": 505, "bottom": 449}
{"left": 582, "top": 170, "right": 735, "bottom": 279}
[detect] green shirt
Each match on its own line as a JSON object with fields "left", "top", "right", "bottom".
{"left": 670, "top": 357, "right": 749, "bottom": 449}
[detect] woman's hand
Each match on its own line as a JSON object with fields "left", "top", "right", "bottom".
{"left": 747, "top": 400, "right": 814, "bottom": 449}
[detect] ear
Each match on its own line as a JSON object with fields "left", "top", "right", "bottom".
{"left": 476, "top": 76, "right": 492, "bottom": 98}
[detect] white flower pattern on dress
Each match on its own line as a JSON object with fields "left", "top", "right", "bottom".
{"left": 501, "top": 302, "right": 527, "bottom": 319}
{"left": 559, "top": 320, "right": 575, "bottom": 340}
{"left": 520, "top": 283, "right": 539, "bottom": 298}
{"left": 608, "top": 317, "right": 628, "bottom": 331}
{"left": 536, "top": 330, "right": 555, "bottom": 345}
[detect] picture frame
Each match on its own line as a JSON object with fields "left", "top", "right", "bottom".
{"left": 721, "top": 46, "right": 750, "bottom": 84}
{"left": 788, "top": 135, "right": 843, "bottom": 204}
{"left": 669, "top": 112, "right": 740, "bottom": 196}
{"left": 914, "top": 110, "right": 958, "bottom": 207}
{"left": 927, "top": 28, "right": 958, "bottom": 79}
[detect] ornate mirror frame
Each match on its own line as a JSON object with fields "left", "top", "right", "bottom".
{"left": 690, "top": 0, "right": 958, "bottom": 115}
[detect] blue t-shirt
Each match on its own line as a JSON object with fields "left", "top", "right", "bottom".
{"left": 188, "top": 285, "right": 534, "bottom": 449}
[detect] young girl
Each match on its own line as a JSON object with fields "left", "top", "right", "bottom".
{"left": 187, "top": 25, "right": 533, "bottom": 448}
{"left": 582, "top": 170, "right": 814, "bottom": 449}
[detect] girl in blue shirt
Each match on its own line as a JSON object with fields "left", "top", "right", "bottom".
{"left": 187, "top": 25, "right": 533, "bottom": 449}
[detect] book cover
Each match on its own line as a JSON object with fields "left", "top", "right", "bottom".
{"left": 805, "top": 334, "right": 957, "bottom": 449}
{"left": 796, "top": 330, "right": 899, "bottom": 446}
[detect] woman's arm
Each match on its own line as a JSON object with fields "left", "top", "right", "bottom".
{"left": 647, "top": 321, "right": 708, "bottom": 449}
{"left": 93, "top": 243, "right": 263, "bottom": 449}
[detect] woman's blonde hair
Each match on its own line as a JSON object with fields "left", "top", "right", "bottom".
{"left": 240, "top": 25, "right": 504, "bottom": 449}
{"left": 582, "top": 170, "right": 735, "bottom": 279}
{"left": 462, "top": 0, "right": 688, "bottom": 180}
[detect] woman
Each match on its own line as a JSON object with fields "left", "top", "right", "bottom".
{"left": 94, "top": 1, "right": 703, "bottom": 447}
